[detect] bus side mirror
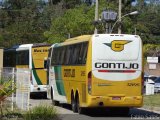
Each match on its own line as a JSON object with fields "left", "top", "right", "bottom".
{"left": 44, "top": 59, "right": 48, "bottom": 69}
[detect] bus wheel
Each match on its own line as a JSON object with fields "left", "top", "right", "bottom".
{"left": 52, "top": 99, "right": 59, "bottom": 106}
{"left": 51, "top": 88, "right": 59, "bottom": 106}
{"left": 77, "top": 95, "right": 85, "bottom": 114}
{"left": 71, "top": 93, "right": 77, "bottom": 113}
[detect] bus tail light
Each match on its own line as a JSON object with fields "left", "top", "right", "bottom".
{"left": 88, "top": 71, "right": 92, "bottom": 94}
{"left": 141, "top": 72, "right": 144, "bottom": 95}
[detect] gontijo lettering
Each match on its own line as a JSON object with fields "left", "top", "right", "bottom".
{"left": 95, "top": 62, "right": 139, "bottom": 69}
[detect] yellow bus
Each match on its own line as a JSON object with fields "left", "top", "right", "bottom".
{"left": 4, "top": 43, "right": 50, "bottom": 97}
{"left": 47, "top": 34, "right": 143, "bottom": 114}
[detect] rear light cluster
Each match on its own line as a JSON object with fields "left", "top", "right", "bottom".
{"left": 141, "top": 72, "right": 144, "bottom": 95}
{"left": 88, "top": 71, "right": 92, "bottom": 94}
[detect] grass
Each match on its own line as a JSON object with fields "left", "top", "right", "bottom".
{"left": 143, "top": 94, "right": 160, "bottom": 108}
{"left": 1, "top": 102, "right": 59, "bottom": 120}
{"left": 24, "top": 104, "right": 58, "bottom": 120}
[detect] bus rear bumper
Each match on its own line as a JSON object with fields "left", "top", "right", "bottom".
{"left": 30, "top": 85, "right": 48, "bottom": 93}
{"left": 84, "top": 96, "right": 143, "bottom": 108}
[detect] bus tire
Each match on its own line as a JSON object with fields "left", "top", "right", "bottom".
{"left": 71, "top": 93, "right": 77, "bottom": 113}
{"left": 51, "top": 88, "right": 59, "bottom": 106}
{"left": 77, "top": 94, "right": 85, "bottom": 114}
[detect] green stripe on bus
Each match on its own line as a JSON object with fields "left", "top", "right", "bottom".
{"left": 32, "top": 61, "right": 42, "bottom": 85}
{"left": 54, "top": 66, "right": 66, "bottom": 96}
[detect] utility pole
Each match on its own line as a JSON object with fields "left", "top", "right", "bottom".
{"left": 94, "top": 0, "right": 98, "bottom": 34}
{"left": 49, "top": 0, "right": 53, "bottom": 5}
{"left": 118, "top": 0, "right": 122, "bottom": 34}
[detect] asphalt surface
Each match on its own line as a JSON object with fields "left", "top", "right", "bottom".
{"left": 29, "top": 98, "right": 160, "bottom": 120}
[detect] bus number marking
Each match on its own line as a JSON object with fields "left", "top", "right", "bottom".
{"left": 127, "top": 83, "right": 140, "bottom": 86}
{"left": 81, "top": 71, "right": 85, "bottom": 76}
{"left": 64, "top": 69, "right": 75, "bottom": 77}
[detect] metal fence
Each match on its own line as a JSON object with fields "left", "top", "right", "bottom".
{"left": 16, "top": 68, "right": 30, "bottom": 111}
{"left": 0, "top": 67, "right": 30, "bottom": 111}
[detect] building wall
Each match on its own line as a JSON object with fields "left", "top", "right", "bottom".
{"left": 0, "top": 48, "right": 3, "bottom": 68}
{"left": 144, "top": 63, "right": 160, "bottom": 76}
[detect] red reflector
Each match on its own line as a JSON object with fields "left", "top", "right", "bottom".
{"left": 98, "top": 70, "right": 136, "bottom": 73}
{"left": 98, "top": 70, "right": 108, "bottom": 72}
{"left": 123, "top": 70, "right": 136, "bottom": 73}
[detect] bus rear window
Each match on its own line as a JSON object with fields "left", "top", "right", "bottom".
{"left": 16, "top": 50, "right": 29, "bottom": 65}
{"left": 92, "top": 37, "right": 140, "bottom": 61}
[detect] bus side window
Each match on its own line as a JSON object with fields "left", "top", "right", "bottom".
{"left": 77, "top": 43, "right": 83, "bottom": 64}
{"left": 71, "top": 44, "right": 81, "bottom": 65}
{"left": 59, "top": 47, "right": 66, "bottom": 65}
{"left": 77, "top": 42, "right": 88, "bottom": 65}
{"left": 56, "top": 47, "right": 62, "bottom": 65}
{"left": 82, "top": 43, "right": 88, "bottom": 64}
{"left": 51, "top": 48, "right": 57, "bottom": 66}
{"left": 64, "top": 46, "right": 72, "bottom": 65}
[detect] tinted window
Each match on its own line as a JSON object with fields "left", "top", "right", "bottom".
{"left": 16, "top": 50, "right": 29, "bottom": 65}
{"left": 3, "top": 50, "right": 16, "bottom": 67}
{"left": 51, "top": 48, "right": 57, "bottom": 65}
{"left": 155, "top": 77, "right": 160, "bottom": 83}
{"left": 48, "top": 48, "right": 52, "bottom": 58}
{"left": 149, "top": 76, "right": 157, "bottom": 81}
{"left": 51, "top": 42, "right": 88, "bottom": 66}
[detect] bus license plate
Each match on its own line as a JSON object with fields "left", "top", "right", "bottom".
{"left": 112, "top": 97, "right": 121, "bottom": 100}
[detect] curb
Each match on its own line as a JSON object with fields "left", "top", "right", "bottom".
{"left": 139, "top": 107, "right": 160, "bottom": 114}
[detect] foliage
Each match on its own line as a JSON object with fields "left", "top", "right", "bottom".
{"left": 143, "top": 44, "right": 160, "bottom": 58}
{"left": 45, "top": 0, "right": 135, "bottom": 43}
{"left": 0, "top": 78, "right": 16, "bottom": 101}
{"left": 0, "top": 0, "right": 65, "bottom": 47}
{"left": 45, "top": 4, "right": 95, "bottom": 43}
{"left": 0, "top": 78, "right": 16, "bottom": 117}
{"left": 132, "top": 2, "right": 160, "bottom": 44}
{"left": 24, "top": 104, "right": 58, "bottom": 120}
{"left": 0, "top": 0, "right": 160, "bottom": 48}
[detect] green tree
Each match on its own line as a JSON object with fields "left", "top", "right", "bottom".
{"left": 0, "top": 0, "right": 64, "bottom": 47}
{"left": 133, "top": 2, "right": 160, "bottom": 44}
{"left": 45, "top": 0, "right": 136, "bottom": 43}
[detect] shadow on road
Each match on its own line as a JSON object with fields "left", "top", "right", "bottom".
{"left": 59, "top": 104, "right": 160, "bottom": 118}
{"left": 30, "top": 92, "right": 47, "bottom": 99}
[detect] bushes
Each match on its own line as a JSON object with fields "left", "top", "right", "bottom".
{"left": 0, "top": 78, "right": 16, "bottom": 117}
{"left": 1, "top": 103, "right": 58, "bottom": 120}
{"left": 24, "top": 105, "right": 58, "bottom": 120}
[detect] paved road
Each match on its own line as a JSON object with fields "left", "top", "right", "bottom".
{"left": 29, "top": 98, "right": 160, "bottom": 120}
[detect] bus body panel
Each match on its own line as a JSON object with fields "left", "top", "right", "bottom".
{"left": 32, "top": 46, "right": 49, "bottom": 86}
{"left": 91, "top": 34, "right": 142, "bottom": 97}
{"left": 62, "top": 65, "right": 87, "bottom": 104}
{"left": 49, "top": 66, "right": 67, "bottom": 103}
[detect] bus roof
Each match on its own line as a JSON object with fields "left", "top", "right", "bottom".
{"left": 18, "top": 43, "right": 51, "bottom": 48}
{"left": 50, "top": 34, "right": 140, "bottom": 47}
{"left": 61, "top": 35, "right": 91, "bottom": 46}
{"left": 32, "top": 43, "right": 51, "bottom": 48}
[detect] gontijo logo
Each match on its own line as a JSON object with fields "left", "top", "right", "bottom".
{"left": 104, "top": 40, "right": 131, "bottom": 52}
